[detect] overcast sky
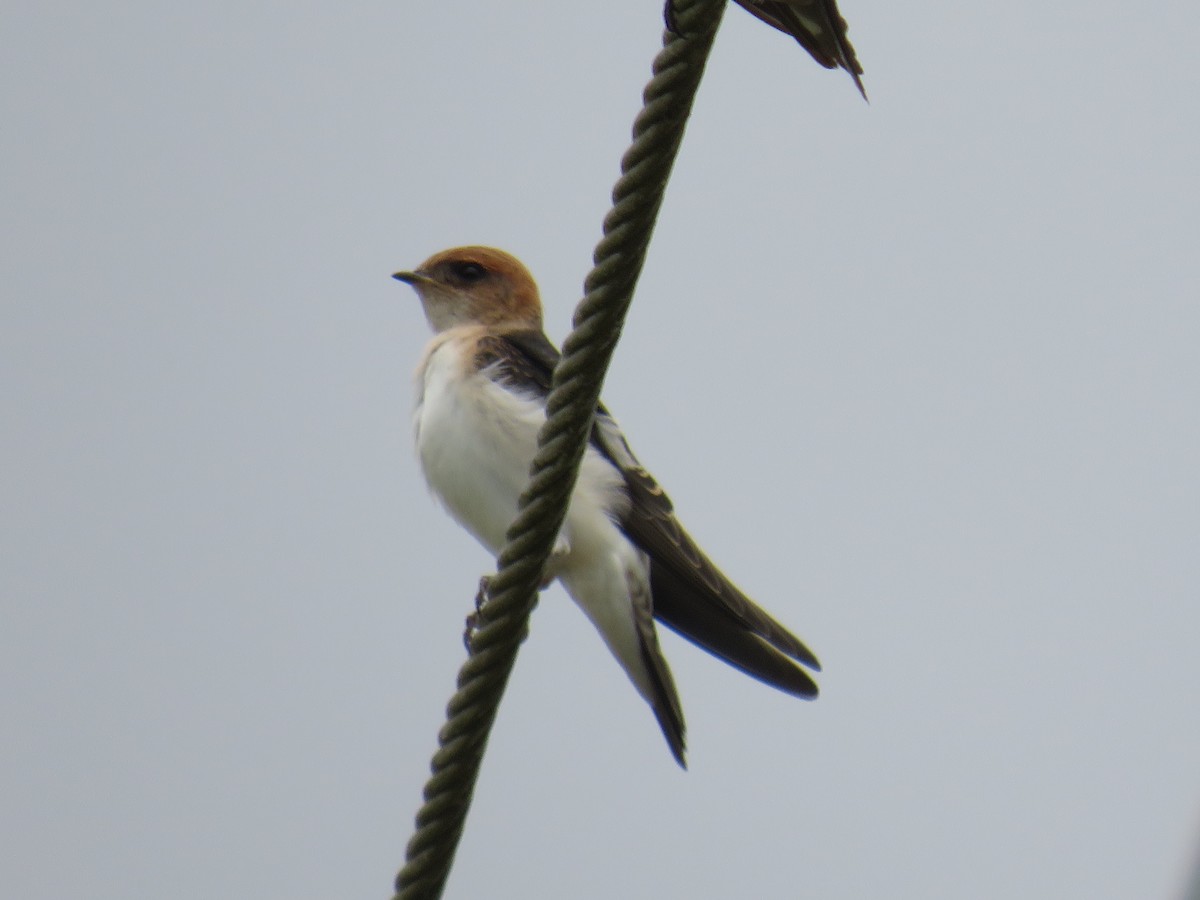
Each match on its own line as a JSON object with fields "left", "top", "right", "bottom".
{"left": 3, "top": 2, "right": 1199, "bottom": 898}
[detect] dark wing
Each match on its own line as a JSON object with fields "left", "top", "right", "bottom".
{"left": 733, "top": 0, "right": 866, "bottom": 98}
{"left": 475, "top": 329, "right": 558, "bottom": 397}
{"left": 488, "top": 330, "right": 820, "bottom": 701}
{"left": 575, "top": 364, "right": 823, "bottom": 700}
{"left": 598, "top": 424, "right": 822, "bottom": 699}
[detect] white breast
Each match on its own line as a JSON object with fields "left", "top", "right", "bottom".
{"left": 415, "top": 338, "right": 541, "bottom": 553}
{"left": 413, "top": 333, "right": 629, "bottom": 561}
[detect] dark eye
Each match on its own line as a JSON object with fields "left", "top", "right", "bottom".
{"left": 450, "top": 261, "right": 487, "bottom": 283}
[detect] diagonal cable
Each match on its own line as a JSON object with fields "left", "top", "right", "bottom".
{"left": 393, "top": 1, "right": 726, "bottom": 896}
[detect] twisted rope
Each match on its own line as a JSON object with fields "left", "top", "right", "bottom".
{"left": 393, "top": 1, "right": 726, "bottom": 896}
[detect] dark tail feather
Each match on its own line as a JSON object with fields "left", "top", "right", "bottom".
{"left": 632, "top": 578, "right": 688, "bottom": 768}
{"left": 650, "top": 569, "right": 820, "bottom": 699}
{"left": 650, "top": 702, "right": 687, "bottom": 768}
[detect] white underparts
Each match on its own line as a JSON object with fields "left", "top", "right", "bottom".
{"left": 414, "top": 331, "right": 661, "bottom": 706}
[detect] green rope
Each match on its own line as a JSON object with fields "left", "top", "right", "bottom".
{"left": 393, "top": 1, "right": 727, "bottom": 896}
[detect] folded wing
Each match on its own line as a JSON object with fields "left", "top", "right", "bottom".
{"left": 496, "top": 329, "right": 821, "bottom": 699}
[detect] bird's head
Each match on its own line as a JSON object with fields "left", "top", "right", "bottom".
{"left": 393, "top": 246, "right": 543, "bottom": 333}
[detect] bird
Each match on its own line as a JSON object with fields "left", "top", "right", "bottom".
{"left": 393, "top": 246, "right": 820, "bottom": 767}
{"left": 731, "top": 0, "right": 866, "bottom": 98}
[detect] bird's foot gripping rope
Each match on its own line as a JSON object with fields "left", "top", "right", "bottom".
{"left": 462, "top": 576, "right": 493, "bottom": 651}
{"left": 463, "top": 576, "right": 532, "bottom": 653}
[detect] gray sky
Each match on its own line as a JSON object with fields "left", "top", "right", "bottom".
{"left": 3, "top": 2, "right": 1199, "bottom": 898}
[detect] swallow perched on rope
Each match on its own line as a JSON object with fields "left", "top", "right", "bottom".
{"left": 393, "top": 246, "right": 820, "bottom": 766}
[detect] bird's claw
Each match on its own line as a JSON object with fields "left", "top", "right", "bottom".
{"left": 463, "top": 575, "right": 492, "bottom": 651}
